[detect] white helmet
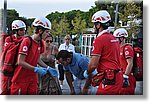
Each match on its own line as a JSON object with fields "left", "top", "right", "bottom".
{"left": 45, "top": 18, "right": 51, "bottom": 30}
{"left": 113, "top": 28, "right": 128, "bottom": 38}
{"left": 11, "top": 20, "right": 26, "bottom": 30}
{"left": 92, "top": 10, "right": 111, "bottom": 23}
{"left": 32, "top": 17, "right": 47, "bottom": 28}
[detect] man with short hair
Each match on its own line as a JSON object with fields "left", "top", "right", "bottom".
{"left": 83, "top": 10, "right": 123, "bottom": 95}
{"left": 56, "top": 50, "right": 96, "bottom": 95}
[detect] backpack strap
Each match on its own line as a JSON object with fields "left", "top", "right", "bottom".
{"left": 40, "top": 40, "right": 42, "bottom": 48}
{"left": 25, "top": 36, "right": 42, "bottom": 52}
{"left": 26, "top": 36, "right": 32, "bottom": 50}
{"left": 10, "top": 35, "right": 14, "bottom": 42}
{"left": 39, "top": 40, "right": 43, "bottom": 53}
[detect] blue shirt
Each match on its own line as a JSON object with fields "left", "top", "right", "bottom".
{"left": 64, "top": 53, "right": 89, "bottom": 79}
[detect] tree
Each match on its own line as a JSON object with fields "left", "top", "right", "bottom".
{"left": 84, "top": 6, "right": 98, "bottom": 28}
{"left": 6, "top": 9, "right": 19, "bottom": 33}
{"left": 46, "top": 11, "right": 63, "bottom": 23}
{"left": 53, "top": 16, "right": 70, "bottom": 45}
{"left": 64, "top": 10, "right": 85, "bottom": 33}
{"left": 26, "top": 26, "right": 34, "bottom": 36}
{"left": 119, "top": 1, "right": 142, "bottom": 40}
{"left": 71, "top": 12, "right": 86, "bottom": 35}
{"left": 51, "top": 19, "right": 59, "bottom": 37}
{"left": 58, "top": 16, "right": 70, "bottom": 37}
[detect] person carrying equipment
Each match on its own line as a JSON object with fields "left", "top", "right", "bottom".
{"left": 10, "top": 17, "right": 58, "bottom": 95}
{"left": 0, "top": 20, "right": 26, "bottom": 95}
{"left": 83, "top": 10, "right": 123, "bottom": 95}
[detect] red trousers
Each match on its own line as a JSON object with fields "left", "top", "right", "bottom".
{"left": 119, "top": 74, "right": 136, "bottom": 95}
{"left": 0, "top": 73, "right": 12, "bottom": 95}
{"left": 10, "top": 81, "right": 38, "bottom": 95}
{"left": 96, "top": 71, "right": 123, "bottom": 95}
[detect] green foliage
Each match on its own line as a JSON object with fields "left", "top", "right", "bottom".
{"left": 6, "top": 9, "right": 19, "bottom": 32}
{"left": 71, "top": 12, "right": 86, "bottom": 35}
{"left": 75, "top": 46, "right": 81, "bottom": 53}
{"left": 26, "top": 26, "right": 34, "bottom": 36}
{"left": 119, "top": 1, "right": 142, "bottom": 40}
{"left": 46, "top": 11, "right": 63, "bottom": 23}
{"left": 119, "top": 2, "right": 141, "bottom": 23}
{"left": 51, "top": 19, "right": 59, "bottom": 37}
{"left": 58, "top": 16, "right": 70, "bottom": 37}
{"left": 47, "top": 10, "right": 88, "bottom": 38}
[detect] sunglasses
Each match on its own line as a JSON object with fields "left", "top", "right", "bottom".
{"left": 46, "top": 40, "right": 53, "bottom": 43}
{"left": 65, "top": 39, "right": 70, "bottom": 40}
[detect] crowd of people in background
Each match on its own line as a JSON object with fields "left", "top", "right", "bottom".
{"left": 0, "top": 10, "right": 143, "bottom": 95}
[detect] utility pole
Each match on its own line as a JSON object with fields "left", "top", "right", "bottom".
{"left": 3, "top": 0, "right": 7, "bottom": 34}
{"left": 114, "top": 0, "right": 119, "bottom": 28}
{"left": 0, "top": 0, "right": 7, "bottom": 34}
{"left": 0, "top": 11, "right": 2, "bottom": 34}
{"left": 0, "top": 0, "right": 3, "bottom": 34}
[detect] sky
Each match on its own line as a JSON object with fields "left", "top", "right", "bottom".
{"left": 0, "top": 0, "right": 96, "bottom": 18}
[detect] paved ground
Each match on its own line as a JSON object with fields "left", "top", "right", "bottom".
{"left": 60, "top": 78, "right": 97, "bottom": 95}
{"left": 61, "top": 79, "right": 70, "bottom": 95}
{"left": 135, "top": 81, "right": 143, "bottom": 95}
{"left": 60, "top": 78, "right": 143, "bottom": 95}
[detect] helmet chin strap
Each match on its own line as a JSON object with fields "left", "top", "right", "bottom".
{"left": 39, "top": 28, "right": 45, "bottom": 41}
{"left": 16, "top": 30, "right": 20, "bottom": 37}
{"left": 119, "top": 38, "right": 122, "bottom": 44}
{"left": 95, "top": 23, "right": 100, "bottom": 37}
{"left": 118, "top": 37, "right": 124, "bottom": 44}
{"left": 40, "top": 34, "right": 42, "bottom": 41}
{"left": 96, "top": 28, "right": 100, "bottom": 37}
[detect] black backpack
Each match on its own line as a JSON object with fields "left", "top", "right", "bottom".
{"left": 123, "top": 44, "right": 143, "bottom": 81}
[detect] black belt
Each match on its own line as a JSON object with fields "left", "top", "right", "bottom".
{"left": 0, "top": 70, "right": 14, "bottom": 77}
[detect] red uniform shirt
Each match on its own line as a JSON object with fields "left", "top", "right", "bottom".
{"left": 120, "top": 44, "right": 134, "bottom": 73}
{"left": 92, "top": 30, "right": 120, "bottom": 72}
{"left": 11, "top": 37, "right": 44, "bottom": 83}
{"left": 119, "top": 44, "right": 136, "bottom": 95}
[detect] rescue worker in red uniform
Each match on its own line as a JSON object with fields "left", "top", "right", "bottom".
{"left": 10, "top": 17, "right": 58, "bottom": 95}
{"left": 113, "top": 28, "right": 136, "bottom": 94}
{"left": 83, "top": 10, "right": 123, "bottom": 95}
{"left": 0, "top": 20, "right": 26, "bottom": 95}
